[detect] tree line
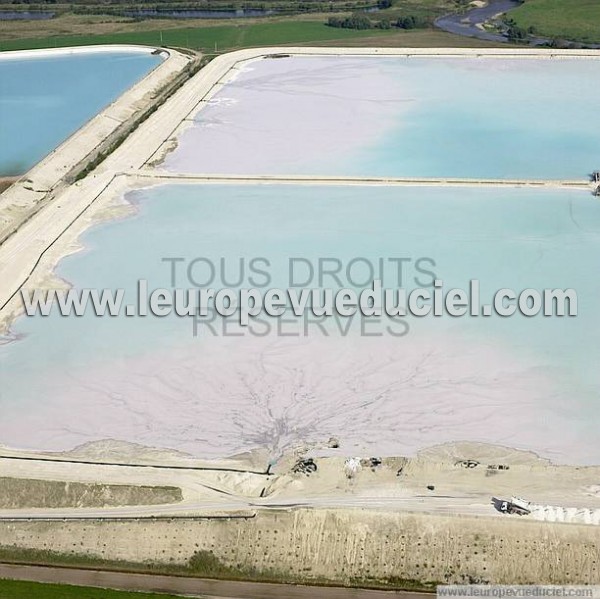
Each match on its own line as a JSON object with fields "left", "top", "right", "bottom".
{"left": 326, "top": 11, "right": 428, "bottom": 30}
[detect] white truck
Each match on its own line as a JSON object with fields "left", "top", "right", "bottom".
{"left": 491, "top": 496, "right": 531, "bottom": 516}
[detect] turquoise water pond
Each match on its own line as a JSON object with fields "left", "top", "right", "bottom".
{"left": 1, "top": 183, "right": 598, "bottom": 463}
{"left": 0, "top": 49, "right": 162, "bottom": 176}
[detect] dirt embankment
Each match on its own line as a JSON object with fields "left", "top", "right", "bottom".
{"left": 0, "top": 477, "right": 182, "bottom": 509}
{"left": 0, "top": 508, "right": 598, "bottom": 586}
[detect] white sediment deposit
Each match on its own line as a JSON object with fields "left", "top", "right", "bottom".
{"left": 530, "top": 504, "right": 600, "bottom": 525}
{"left": 0, "top": 332, "right": 581, "bottom": 461}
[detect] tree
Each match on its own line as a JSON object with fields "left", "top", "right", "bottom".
{"left": 326, "top": 13, "right": 373, "bottom": 30}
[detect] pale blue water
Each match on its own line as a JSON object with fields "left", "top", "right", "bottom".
{"left": 122, "top": 8, "right": 276, "bottom": 18}
{"left": 354, "top": 59, "right": 600, "bottom": 180}
{"left": 1, "top": 184, "right": 599, "bottom": 463}
{"left": 0, "top": 50, "right": 162, "bottom": 176}
{"left": 0, "top": 12, "right": 54, "bottom": 20}
{"left": 166, "top": 56, "right": 600, "bottom": 180}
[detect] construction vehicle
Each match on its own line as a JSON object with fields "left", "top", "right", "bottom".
{"left": 292, "top": 458, "right": 317, "bottom": 475}
{"left": 491, "top": 496, "right": 531, "bottom": 516}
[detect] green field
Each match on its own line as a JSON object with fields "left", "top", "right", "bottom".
{"left": 0, "top": 20, "right": 395, "bottom": 52}
{"left": 0, "top": 17, "right": 497, "bottom": 53}
{"left": 0, "top": 579, "right": 188, "bottom": 599}
{"left": 0, "top": 0, "right": 497, "bottom": 53}
{"left": 511, "top": 0, "right": 600, "bottom": 44}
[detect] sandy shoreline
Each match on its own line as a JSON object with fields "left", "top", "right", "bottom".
{"left": 0, "top": 439, "right": 598, "bottom": 525}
